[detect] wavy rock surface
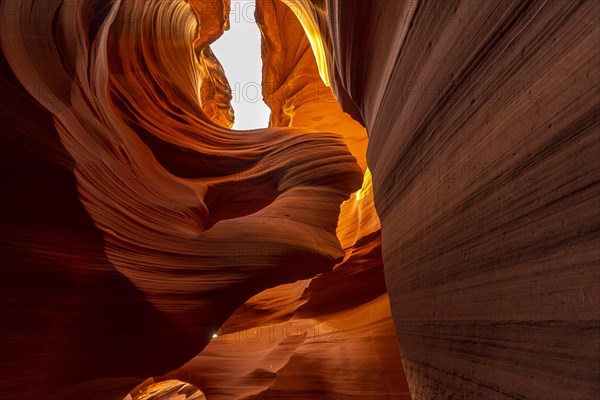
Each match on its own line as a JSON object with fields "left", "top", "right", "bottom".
{"left": 0, "top": 0, "right": 363, "bottom": 398}
{"left": 1, "top": 0, "right": 598, "bottom": 399}
{"left": 307, "top": 0, "right": 599, "bottom": 399}
{"left": 160, "top": 1, "right": 410, "bottom": 398}
{"left": 126, "top": 379, "right": 206, "bottom": 400}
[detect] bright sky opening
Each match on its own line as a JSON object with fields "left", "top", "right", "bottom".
{"left": 211, "top": 0, "right": 271, "bottom": 130}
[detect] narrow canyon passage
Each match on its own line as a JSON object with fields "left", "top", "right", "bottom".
{"left": 131, "top": 1, "right": 409, "bottom": 397}
{"left": 0, "top": 0, "right": 598, "bottom": 399}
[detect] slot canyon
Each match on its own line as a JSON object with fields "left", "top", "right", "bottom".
{"left": 0, "top": 0, "right": 598, "bottom": 399}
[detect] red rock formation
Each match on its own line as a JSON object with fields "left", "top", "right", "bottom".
{"left": 126, "top": 379, "right": 206, "bottom": 400}
{"left": 1, "top": 0, "right": 598, "bottom": 399}
{"left": 306, "top": 0, "right": 600, "bottom": 398}
{"left": 0, "top": 0, "right": 362, "bottom": 397}
{"left": 158, "top": 2, "right": 410, "bottom": 398}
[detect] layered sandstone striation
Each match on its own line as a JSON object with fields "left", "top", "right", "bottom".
{"left": 160, "top": 1, "right": 410, "bottom": 398}
{"left": 0, "top": 0, "right": 362, "bottom": 397}
{"left": 1, "top": 0, "right": 598, "bottom": 399}
{"left": 302, "top": 0, "right": 600, "bottom": 399}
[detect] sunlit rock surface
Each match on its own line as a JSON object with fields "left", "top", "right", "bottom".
{"left": 1, "top": 0, "right": 598, "bottom": 399}
{"left": 0, "top": 0, "right": 361, "bottom": 397}
{"left": 160, "top": 1, "right": 410, "bottom": 398}
{"left": 125, "top": 379, "right": 206, "bottom": 400}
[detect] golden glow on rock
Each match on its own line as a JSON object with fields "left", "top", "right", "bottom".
{"left": 280, "top": 0, "right": 331, "bottom": 86}
{"left": 338, "top": 167, "right": 380, "bottom": 253}
{"left": 354, "top": 168, "right": 372, "bottom": 202}
{"left": 125, "top": 379, "right": 206, "bottom": 400}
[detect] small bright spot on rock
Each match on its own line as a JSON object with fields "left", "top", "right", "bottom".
{"left": 212, "top": 333, "right": 218, "bottom": 338}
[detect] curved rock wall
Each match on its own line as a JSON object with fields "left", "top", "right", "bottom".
{"left": 317, "top": 0, "right": 600, "bottom": 398}
{"left": 0, "top": 0, "right": 363, "bottom": 397}
{"left": 1, "top": 0, "right": 598, "bottom": 399}
{"left": 161, "top": 1, "right": 410, "bottom": 398}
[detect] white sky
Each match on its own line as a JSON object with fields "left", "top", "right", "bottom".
{"left": 211, "top": 0, "right": 271, "bottom": 130}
